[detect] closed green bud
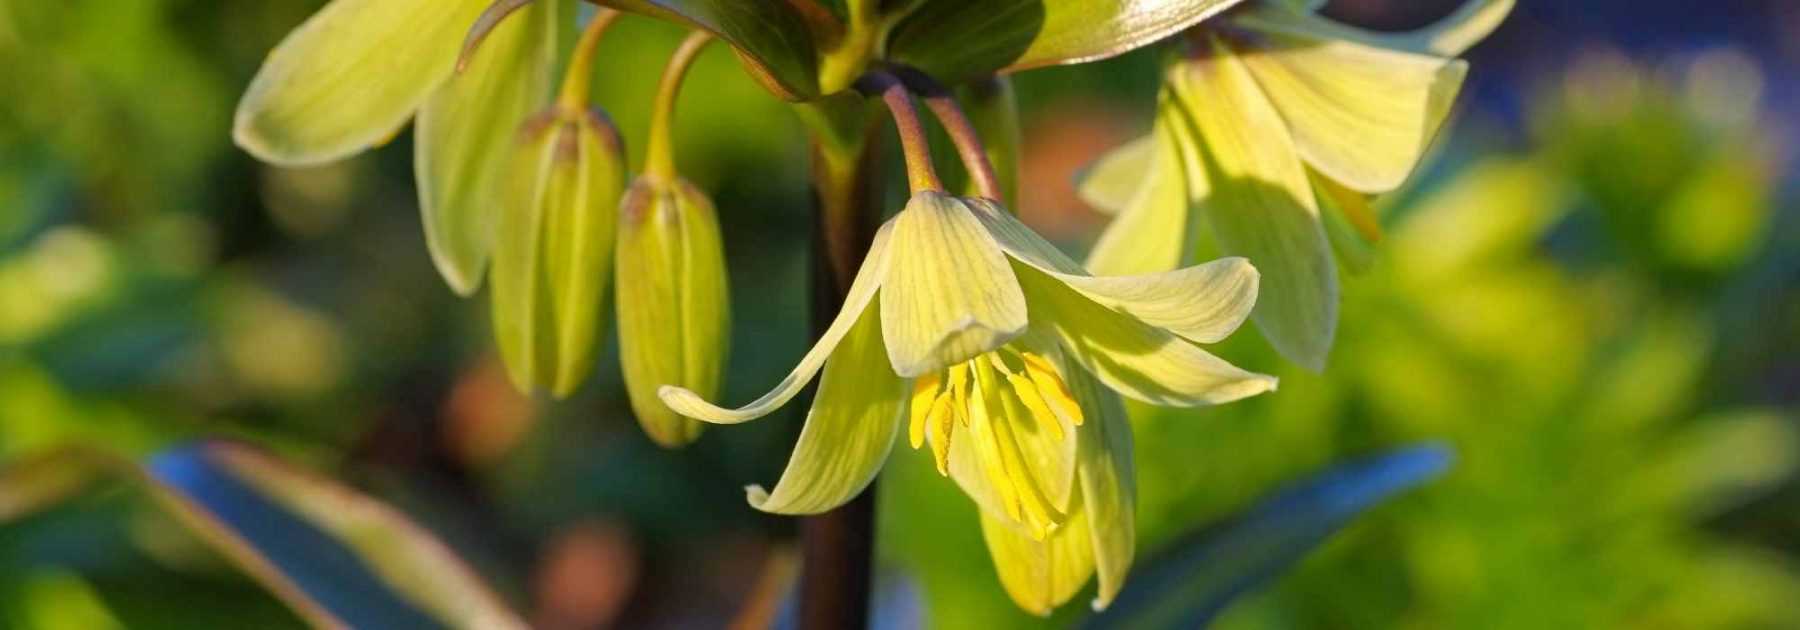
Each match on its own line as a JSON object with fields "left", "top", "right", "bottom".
{"left": 490, "top": 108, "right": 625, "bottom": 397}
{"left": 615, "top": 177, "right": 730, "bottom": 447}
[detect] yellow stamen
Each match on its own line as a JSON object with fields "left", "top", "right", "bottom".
{"left": 1004, "top": 371, "right": 1065, "bottom": 441}
{"left": 966, "top": 370, "right": 1022, "bottom": 522}
{"left": 1021, "top": 351, "right": 1084, "bottom": 427}
{"left": 908, "top": 374, "right": 941, "bottom": 449}
{"left": 947, "top": 363, "right": 971, "bottom": 427}
{"left": 926, "top": 394, "right": 955, "bottom": 475}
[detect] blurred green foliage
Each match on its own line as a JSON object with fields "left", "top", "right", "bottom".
{"left": 2, "top": 1, "right": 1797, "bottom": 628}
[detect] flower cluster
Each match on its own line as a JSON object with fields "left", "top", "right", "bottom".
{"left": 232, "top": 0, "right": 1508, "bottom": 616}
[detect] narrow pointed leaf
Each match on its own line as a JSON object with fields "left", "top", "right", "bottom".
{"left": 1, "top": 442, "right": 530, "bottom": 630}
{"left": 1081, "top": 445, "right": 1452, "bottom": 630}
{"left": 597, "top": 0, "right": 823, "bottom": 99}
{"left": 887, "top": 0, "right": 1249, "bottom": 84}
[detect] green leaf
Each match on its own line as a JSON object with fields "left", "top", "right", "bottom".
{"left": 598, "top": 0, "right": 825, "bottom": 99}
{"left": 886, "top": 0, "right": 1247, "bottom": 84}
{"left": 0, "top": 442, "right": 529, "bottom": 630}
{"left": 1081, "top": 445, "right": 1451, "bottom": 629}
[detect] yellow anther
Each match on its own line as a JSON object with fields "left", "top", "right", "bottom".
{"left": 1021, "top": 351, "right": 1084, "bottom": 427}
{"left": 948, "top": 362, "right": 971, "bottom": 427}
{"left": 908, "top": 374, "right": 942, "bottom": 449}
{"left": 1004, "top": 372, "right": 1065, "bottom": 441}
{"left": 926, "top": 394, "right": 955, "bottom": 475}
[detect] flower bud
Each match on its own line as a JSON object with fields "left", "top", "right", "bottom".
{"left": 490, "top": 108, "right": 625, "bottom": 397}
{"left": 614, "top": 177, "right": 730, "bottom": 447}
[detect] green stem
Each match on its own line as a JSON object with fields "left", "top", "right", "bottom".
{"left": 643, "top": 31, "right": 714, "bottom": 181}
{"left": 897, "top": 69, "right": 1003, "bottom": 201}
{"left": 555, "top": 8, "right": 622, "bottom": 113}
{"left": 856, "top": 70, "right": 942, "bottom": 194}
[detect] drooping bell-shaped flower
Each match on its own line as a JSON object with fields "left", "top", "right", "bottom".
{"left": 660, "top": 191, "right": 1275, "bottom": 612}
{"left": 234, "top": 0, "right": 567, "bottom": 295}
{"left": 1082, "top": 0, "right": 1512, "bottom": 370}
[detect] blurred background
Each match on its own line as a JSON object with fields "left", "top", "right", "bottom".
{"left": 2, "top": 0, "right": 1797, "bottom": 628}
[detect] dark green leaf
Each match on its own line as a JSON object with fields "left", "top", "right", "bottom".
{"left": 1082, "top": 444, "right": 1451, "bottom": 629}
{"left": 886, "top": 0, "right": 1246, "bottom": 84}
{"left": 599, "top": 0, "right": 827, "bottom": 99}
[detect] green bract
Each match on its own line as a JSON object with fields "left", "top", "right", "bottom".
{"left": 1083, "top": 0, "right": 1512, "bottom": 370}
{"left": 659, "top": 192, "right": 1274, "bottom": 613}
{"left": 490, "top": 108, "right": 626, "bottom": 398}
{"left": 615, "top": 177, "right": 731, "bottom": 447}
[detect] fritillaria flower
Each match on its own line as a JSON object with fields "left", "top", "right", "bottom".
{"left": 661, "top": 191, "right": 1275, "bottom": 612}
{"left": 1083, "top": 0, "right": 1512, "bottom": 370}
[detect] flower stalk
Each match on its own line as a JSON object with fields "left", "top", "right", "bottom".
{"left": 856, "top": 70, "right": 942, "bottom": 194}
{"left": 645, "top": 31, "right": 714, "bottom": 181}
{"left": 896, "top": 68, "right": 1003, "bottom": 201}
{"left": 555, "top": 8, "right": 621, "bottom": 114}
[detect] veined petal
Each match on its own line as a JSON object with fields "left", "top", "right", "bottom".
{"left": 1084, "top": 105, "right": 1197, "bottom": 277}
{"left": 972, "top": 200, "right": 1260, "bottom": 345}
{"left": 659, "top": 222, "right": 894, "bottom": 424}
{"left": 881, "top": 192, "right": 1028, "bottom": 378}
{"left": 1060, "top": 355, "right": 1135, "bottom": 610}
{"left": 489, "top": 118, "right": 561, "bottom": 392}
{"left": 1017, "top": 264, "right": 1276, "bottom": 406}
{"left": 1076, "top": 135, "right": 1153, "bottom": 216}
{"left": 415, "top": 0, "right": 561, "bottom": 294}
{"left": 1230, "top": 26, "right": 1469, "bottom": 193}
{"left": 1174, "top": 36, "right": 1339, "bottom": 371}
{"left": 747, "top": 299, "right": 906, "bottom": 514}
{"left": 234, "top": 0, "right": 490, "bottom": 164}
{"left": 1236, "top": 0, "right": 1514, "bottom": 57}
{"left": 979, "top": 505, "right": 1096, "bottom": 617}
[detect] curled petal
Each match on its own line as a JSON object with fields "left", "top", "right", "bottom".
{"left": 659, "top": 222, "right": 894, "bottom": 424}
{"left": 979, "top": 505, "right": 1096, "bottom": 617}
{"left": 746, "top": 300, "right": 905, "bottom": 514}
{"left": 972, "top": 200, "right": 1260, "bottom": 345}
{"left": 1017, "top": 263, "right": 1276, "bottom": 407}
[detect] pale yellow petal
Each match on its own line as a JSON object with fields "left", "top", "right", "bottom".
{"left": 659, "top": 222, "right": 894, "bottom": 424}
{"left": 234, "top": 0, "right": 490, "bottom": 164}
{"left": 1236, "top": 0, "right": 1513, "bottom": 57}
{"left": 414, "top": 0, "right": 561, "bottom": 294}
{"left": 1059, "top": 356, "right": 1135, "bottom": 610}
{"left": 880, "top": 192, "right": 1027, "bottom": 377}
{"left": 1173, "top": 36, "right": 1339, "bottom": 371}
{"left": 978, "top": 507, "right": 1096, "bottom": 617}
{"left": 1017, "top": 263, "right": 1277, "bottom": 406}
{"left": 1076, "top": 135, "right": 1154, "bottom": 216}
{"left": 1084, "top": 105, "right": 1197, "bottom": 276}
{"left": 1232, "top": 27, "right": 1468, "bottom": 193}
{"left": 972, "top": 199, "right": 1261, "bottom": 345}
{"left": 746, "top": 298, "right": 905, "bottom": 514}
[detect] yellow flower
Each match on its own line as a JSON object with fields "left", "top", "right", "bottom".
{"left": 660, "top": 191, "right": 1275, "bottom": 613}
{"left": 1083, "top": 0, "right": 1512, "bottom": 370}
{"left": 234, "top": 0, "right": 566, "bottom": 294}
